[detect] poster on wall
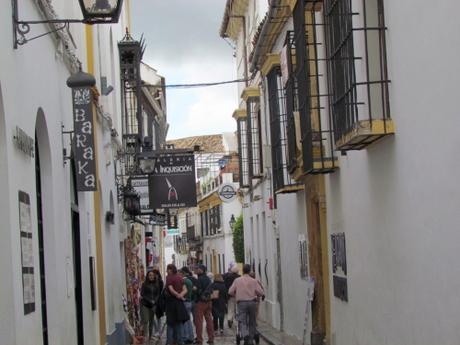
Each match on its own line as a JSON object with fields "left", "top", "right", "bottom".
{"left": 19, "top": 191, "right": 35, "bottom": 314}
{"left": 149, "top": 152, "right": 197, "bottom": 209}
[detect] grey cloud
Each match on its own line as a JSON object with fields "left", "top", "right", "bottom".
{"left": 132, "top": 0, "right": 233, "bottom": 66}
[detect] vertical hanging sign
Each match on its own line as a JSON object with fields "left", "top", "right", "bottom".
{"left": 67, "top": 70, "right": 97, "bottom": 191}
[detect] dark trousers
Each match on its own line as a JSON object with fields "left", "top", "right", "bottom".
{"left": 194, "top": 301, "right": 214, "bottom": 343}
{"left": 212, "top": 309, "right": 224, "bottom": 331}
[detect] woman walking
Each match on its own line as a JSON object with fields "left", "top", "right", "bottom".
{"left": 210, "top": 274, "right": 228, "bottom": 336}
{"left": 140, "top": 270, "right": 163, "bottom": 342}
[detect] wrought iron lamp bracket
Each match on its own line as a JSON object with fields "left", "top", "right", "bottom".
{"left": 12, "top": 0, "right": 84, "bottom": 48}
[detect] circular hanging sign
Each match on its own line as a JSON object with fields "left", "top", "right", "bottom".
{"left": 218, "top": 183, "right": 237, "bottom": 203}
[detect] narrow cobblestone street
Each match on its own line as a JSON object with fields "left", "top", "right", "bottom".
{"left": 147, "top": 322, "right": 269, "bottom": 345}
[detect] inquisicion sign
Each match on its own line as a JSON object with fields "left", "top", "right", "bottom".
{"left": 148, "top": 153, "right": 197, "bottom": 209}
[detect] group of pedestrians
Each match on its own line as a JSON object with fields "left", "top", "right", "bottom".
{"left": 138, "top": 262, "right": 264, "bottom": 345}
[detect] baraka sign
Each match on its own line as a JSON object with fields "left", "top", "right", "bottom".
{"left": 149, "top": 153, "right": 197, "bottom": 209}
{"left": 71, "top": 87, "right": 97, "bottom": 191}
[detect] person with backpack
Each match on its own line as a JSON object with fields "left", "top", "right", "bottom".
{"left": 193, "top": 265, "right": 214, "bottom": 345}
{"left": 209, "top": 273, "right": 228, "bottom": 336}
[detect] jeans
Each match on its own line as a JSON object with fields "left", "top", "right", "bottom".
{"left": 167, "top": 322, "right": 184, "bottom": 345}
{"left": 140, "top": 304, "right": 159, "bottom": 339}
{"left": 183, "top": 301, "right": 194, "bottom": 341}
{"left": 237, "top": 301, "right": 257, "bottom": 342}
{"left": 194, "top": 301, "right": 214, "bottom": 343}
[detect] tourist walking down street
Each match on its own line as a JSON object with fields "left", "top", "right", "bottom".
{"left": 193, "top": 265, "right": 214, "bottom": 345}
{"left": 223, "top": 264, "right": 240, "bottom": 328}
{"left": 229, "top": 264, "right": 264, "bottom": 345}
{"left": 165, "top": 264, "right": 189, "bottom": 345}
{"left": 209, "top": 273, "right": 228, "bottom": 336}
{"left": 179, "top": 267, "right": 195, "bottom": 344}
{"left": 140, "top": 270, "right": 163, "bottom": 341}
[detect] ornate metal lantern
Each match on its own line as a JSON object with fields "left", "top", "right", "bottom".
{"left": 78, "top": 0, "right": 124, "bottom": 24}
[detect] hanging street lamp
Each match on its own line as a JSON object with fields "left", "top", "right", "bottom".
{"left": 229, "top": 214, "right": 236, "bottom": 230}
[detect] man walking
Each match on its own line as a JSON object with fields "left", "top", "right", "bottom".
{"left": 193, "top": 265, "right": 214, "bottom": 345}
{"left": 229, "top": 264, "right": 264, "bottom": 345}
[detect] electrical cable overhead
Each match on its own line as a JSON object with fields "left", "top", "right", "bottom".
{"left": 143, "top": 77, "right": 251, "bottom": 89}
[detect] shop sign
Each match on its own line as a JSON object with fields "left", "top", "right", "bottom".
{"left": 166, "top": 228, "right": 180, "bottom": 236}
{"left": 149, "top": 152, "right": 197, "bottom": 209}
{"left": 13, "top": 126, "right": 34, "bottom": 158}
{"left": 218, "top": 183, "right": 237, "bottom": 203}
{"left": 130, "top": 176, "right": 153, "bottom": 215}
{"left": 71, "top": 87, "right": 97, "bottom": 191}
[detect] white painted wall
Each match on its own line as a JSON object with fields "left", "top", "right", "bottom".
{"left": 277, "top": 191, "right": 310, "bottom": 340}
{"left": 325, "top": 1, "right": 460, "bottom": 345}
{"left": 0, "top": 0, "right": 129, "bottom": 344}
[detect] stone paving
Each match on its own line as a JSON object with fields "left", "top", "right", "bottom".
{"left": 142, "top": 321, "right": 269, "bottom": 345}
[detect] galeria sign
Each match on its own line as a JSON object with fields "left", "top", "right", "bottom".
{"left": 71, "top": 87, "right": 97, "bottom": 191}
{"left": 149, "top": 152, "right": 197, "bottom": 209}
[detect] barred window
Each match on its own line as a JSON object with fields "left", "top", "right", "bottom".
{"left": 247, "top": 97, "right": 263, "bottom": 178}
{"left": 284, "top": 31, "right": 299, "bottom": 173}
{"left": 267, "top": 67, "right": 299, "bottom": 193}
{"left": 324, "top": 0, "right": 392, "bottom": 150}
{"left": 293, "top": 0, "right": 337, "bottom": 174}
{"left": 235, "top": 112, "right": 250, "bottom": 188}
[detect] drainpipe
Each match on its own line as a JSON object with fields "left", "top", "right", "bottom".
{"left": 249, "top": 0, "right": 280, "bottom": 74}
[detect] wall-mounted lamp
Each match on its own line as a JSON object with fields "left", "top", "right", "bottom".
{"left": 12, "top": 0, "right": 124, "bottom": 48}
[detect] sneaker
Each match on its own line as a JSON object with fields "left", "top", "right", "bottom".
{"left": 206, "top": 341, "right": 214, "bottom": 345}
{"left": 220, "top": 329, "right": 224, "bottom": 335}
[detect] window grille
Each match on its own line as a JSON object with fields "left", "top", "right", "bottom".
{"left": 284, "top": 31, "right": 299, "bottom": 173}
{"left": 294, "top": 0, "right": 337, "bottom": 174}
{"left": 235, "top": 111, "right": 250, "bottom": 188}
{"left": 267, "top": 67, "right": 300, "bottom": 193}
{"left": 247, "top": 97, "right": 263, "bottom": 178}
{"left": 324, "top": 0, "right": 392, "bottom": 150}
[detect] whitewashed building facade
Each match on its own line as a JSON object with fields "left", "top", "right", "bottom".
{"left": 0, "top": 0, "right": 132, "bottom": 344}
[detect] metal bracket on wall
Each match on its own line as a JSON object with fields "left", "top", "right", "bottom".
{"left": 11, "top": 0, "right": 83, "bottom": 49}
{"left": 61, "top": 123, "right": 74, "bottom": 165}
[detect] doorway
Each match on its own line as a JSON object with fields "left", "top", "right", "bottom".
{"left": 70, "top": 158, "right": 84, "bottom": 345}
{"left": 305, "top": 175, "right": 331, "bottom": 345}
{"left": 35, "top": 135, "right": 49, "bottom": 345}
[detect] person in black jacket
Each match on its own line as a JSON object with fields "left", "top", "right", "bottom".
{"left": 210, "top": 274, "right": 228, "bottom": 335}
{"left": 140, "top": 269, "right": 163, "bottom": 341}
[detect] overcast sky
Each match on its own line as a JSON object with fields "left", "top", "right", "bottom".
{"left": 131, "top": 0, "right": 238, "bottom": 140}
